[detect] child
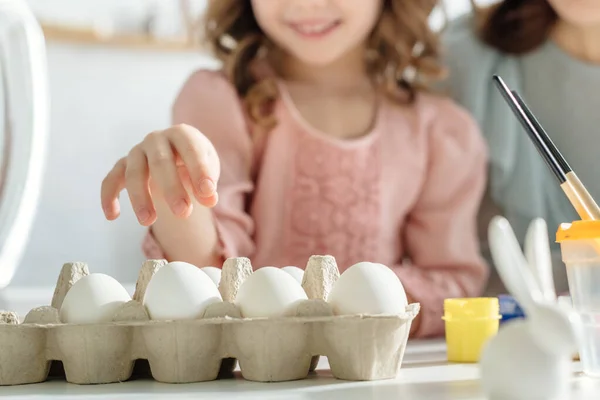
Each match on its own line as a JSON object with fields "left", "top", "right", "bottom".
{"left": 441, "top": 0, "right": 600, "bottom": 294}
{"left": 101, "top": 0, "right": 489, "bottom": 338}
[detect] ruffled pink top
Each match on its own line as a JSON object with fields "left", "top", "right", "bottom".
{"left": 143, "top": 68, "right": 489, "bottom": 337}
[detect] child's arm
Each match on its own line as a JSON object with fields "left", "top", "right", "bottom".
{"left": 102, "top": 69, "right": 256, "bottom": 267}
{"left": 146, "top": 70, "right": 256, "bottom": 266}
{"left": 394, "top": 99, "right": 490, "bottom": 338}
{"left": 148, "top": 70, "right": 257, "bottom": 266}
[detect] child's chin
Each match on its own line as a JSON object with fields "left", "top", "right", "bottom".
{"left": 289, "top": 50, "right": 349, "bottom": 68}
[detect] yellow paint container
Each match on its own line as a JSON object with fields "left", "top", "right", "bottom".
{"left": 442, "top": 298, "right": 501, "bottom": 363}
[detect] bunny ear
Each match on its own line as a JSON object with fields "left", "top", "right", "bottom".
{"left": 524, "top": 218, "right": 556, "bottom": 302}
{"left": 488, "top": 216, "right": 545, "bottom": 314}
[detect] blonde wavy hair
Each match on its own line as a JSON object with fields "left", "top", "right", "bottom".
{"left": 201, "top": 0, "right": 444, "bottom": 129}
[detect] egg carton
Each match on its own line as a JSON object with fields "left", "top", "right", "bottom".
{"left": 0, "top": 255, "right": 419, "bottom": 386}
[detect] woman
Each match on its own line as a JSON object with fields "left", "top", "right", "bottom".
{"left": 441, "top": 0, "right": 600, "bottom": 293}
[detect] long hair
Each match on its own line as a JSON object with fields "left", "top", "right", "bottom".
{"left": 471, "top": 0, "right": 558, "bottom": 54}
{"left": 202, "top": 0, "right": 444, "bottom": 128}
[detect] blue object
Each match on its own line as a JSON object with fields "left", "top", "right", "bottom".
{"left": 498, "top": 294, "right": 526, "bottom": 324}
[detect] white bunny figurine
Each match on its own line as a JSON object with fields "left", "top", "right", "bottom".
{"left": 480, "top": 216, "right": 581, "bottom": 400}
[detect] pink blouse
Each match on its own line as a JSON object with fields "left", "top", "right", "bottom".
{"left": 143, "top": 69, "right": 490, "bottom": 338}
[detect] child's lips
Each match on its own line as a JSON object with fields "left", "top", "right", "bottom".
{"left": 287, "top": 20, "right": 341, "bottom": 39}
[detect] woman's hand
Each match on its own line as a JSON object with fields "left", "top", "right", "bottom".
{"left": 101, "top": 124, "right": 220, "bottom": 226}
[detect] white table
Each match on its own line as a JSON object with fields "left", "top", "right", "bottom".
{"left": 3, "top": 340, "right": 600, "bottom": 399}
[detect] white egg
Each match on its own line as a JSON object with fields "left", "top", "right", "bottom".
{"left": 328, "top": 262, "right": 408, "bottom": 315}
{"left": 59, "top": 273, "right": 131, "bottom": 324}
{"left": 281, "top": 266, "right": 304, "bottom": 284}
{"left": 235, "top": 267, "right": 308, "bottom": 318}
{"left": 201, "top": 266, "right": 222, "bottom": 286}
{"left": 143, "top": 261, "right": 222, "bottom": 320}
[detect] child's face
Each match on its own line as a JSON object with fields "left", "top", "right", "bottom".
{"left": 251, "top": 0, "right": 383, "bottom": 66}
{"left": 548, "top": 0, "right": 600, "bottom": 27}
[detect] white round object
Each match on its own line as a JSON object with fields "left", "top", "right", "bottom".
{"left": 328, "top": 262, "right": 408, "bottom": 315}
{"left": 281, "top": 266, "right": 304, "bottom": 284}
{"left": 235, "top": 267, "right": 308, "bottom": 318}
{"left": 201, "top": 266, "right": 222, "bottom": 286}
{"left": 59, "top": 273, "right": 131, "bottom": 324}
{"left": 143, "top": 261, "right": 222, "bottom": 320}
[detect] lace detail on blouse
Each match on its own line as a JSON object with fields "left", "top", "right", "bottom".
{"left": 283, "top": 131, "right": 382, "bottom": 271}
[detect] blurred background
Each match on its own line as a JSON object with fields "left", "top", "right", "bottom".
{"left": 0, "top": 0, "right": 496, "bottom": 312}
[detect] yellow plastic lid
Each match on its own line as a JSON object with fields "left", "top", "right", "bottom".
{"left": 442, "top": 298, "right": 499, "bottom": 320}
{"left": 556, "top": 220, "right": 600, "bottom": 242}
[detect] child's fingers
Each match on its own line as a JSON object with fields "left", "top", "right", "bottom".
{"left": 175, "top": 164, "right": 218, "bottom": 209}
{"left": 125, "top": 146, "right": 156, "bottom": 225}
{"left": 101, "top": 157, "right": 126, "bottom": 220}
{"left": 167, "top": 126, "right": 218, "bottom": 205}
{"left": 201, "top": 191, "right": 219, "bottom": 208}
{"left": 143, "top": 133, "right": 192, "bottom": 218}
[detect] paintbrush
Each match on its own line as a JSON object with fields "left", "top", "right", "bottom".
{"left": 492, "top": 75, "right": 600, "bottom": 221}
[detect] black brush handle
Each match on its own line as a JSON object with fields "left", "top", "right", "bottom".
{"left": 511, "top": 91, "right": 572, "bottom": 174}
{"left": 492, "top": 75, "right": 567, "bottom": 184}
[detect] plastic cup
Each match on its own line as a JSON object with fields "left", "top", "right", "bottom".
{"left": 557, "top": 295, "right": 581, "bottom": 361}
{"left": 442, "top": 298, "right": 500, "bottom": 363}
{"left": 557, "top": 221, "right": 600, "bottom": 377}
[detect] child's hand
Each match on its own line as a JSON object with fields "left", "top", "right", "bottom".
{"left": 101, "top": 124, "right": 220, "bottom": 226}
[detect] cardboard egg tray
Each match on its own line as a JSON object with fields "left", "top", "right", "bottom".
{"left": 0, "top": 255, "right": 419, "bottom": 386}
